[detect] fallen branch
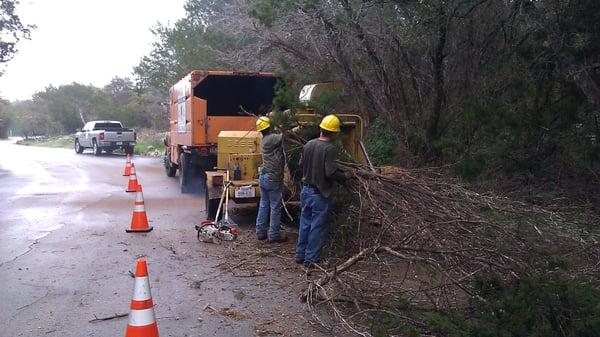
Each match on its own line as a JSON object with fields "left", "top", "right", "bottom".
{"left": 283, "top": 130, "right": 600, "bottom": 336}
{"left": 89, "top": 313, "right": 128, "bottom": 323}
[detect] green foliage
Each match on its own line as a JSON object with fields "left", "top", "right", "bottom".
{"left": 327, "top": 187, "right": 361, "bottom": 256}
{"left": 133, "top": 130, "right": 166, "bottom": 156}
{"left": 268, "top": 110, "right": 298, "bottom": 135}
{"left": 16, "top": 135, "right": 73, "bottom": 148}
{"left": 134, "top": 19, "right": 221, "bottom": 92}
{"left": 6, "top": 78, "right": 166, "bottom": 137}
{"left": 272, "top": 76, "right": 302, "bottom": 111}
{"left": 249, "top": 0, "right": 296, "bottom": 28}
{"left": 364, "top": 118, "right": 398, "bottom": 166}
{"left": 457, "top": 153, "right": 488, "bottom": 181}
{"left": 434, "top": 136, "right": 464, "bottom": 159}
{"left": 371, "top": 311, "right": 420, "bottom": 337}
{"left": 307, "top": 90, "right": 341, "bottom": 116}
{"left": 0, "top": 0, "right": 33, "bottom": 67}
{"left": 134, "top": 0, "right": 261, "bottom": 92}
{"left": 427, "top": 312, "right": 468, "bottom": 337}
{"left": 427, "top": 274, "right": 600, "bottom": 337}
{"left": 132, "top": 140, "right": 164, "bottom": 156}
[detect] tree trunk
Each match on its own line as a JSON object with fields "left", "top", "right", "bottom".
{"left": 426, "top": 6, "right": 448, "bottom": 156}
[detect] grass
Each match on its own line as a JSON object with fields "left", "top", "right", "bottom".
{"left": 133, "top": 129, "right": 165, "bottom": 156}
{"left": 133, "top": 139, "right": 164, "bottom": 156}
{"left": 16, "top": 131, "right": 166, "bottom": 157}
{"left": 17, "top": 135, "right": 74, "bottom": 148}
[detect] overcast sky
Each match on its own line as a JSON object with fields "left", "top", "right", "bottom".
{"left": 0, "top": 0, "right": 186, "bottom": 101}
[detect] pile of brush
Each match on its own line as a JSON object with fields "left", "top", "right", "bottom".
{"left": 283, "top": 132, "right": 600, "bottom": 336}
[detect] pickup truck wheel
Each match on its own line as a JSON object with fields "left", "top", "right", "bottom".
{"left": 74, "top": 139, "right": 84, "bottom": 154}
{"left": 92, "top": 140, "right": 101, "bottom": 156}
{"left": 124, "top": 146, "right": 134, "bottom": 155}
{"left": 164, "top": 153, "right": 177, "bottom": 177}
{"left": 179, "top": 153, "right": 192, "bottom": 193}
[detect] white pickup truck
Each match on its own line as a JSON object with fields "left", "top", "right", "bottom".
{"left": 74, "top": 121, "right": 136, "bottom": 155}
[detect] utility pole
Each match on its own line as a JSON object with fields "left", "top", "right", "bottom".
{"left": 77, "top": 106, "right": 86, "bottom": 125}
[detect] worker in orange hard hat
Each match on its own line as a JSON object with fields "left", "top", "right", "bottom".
{"left": 255, "top": 116, "right": 287, "bottom": 243}
{"left": 295, "top": 114, "right": 347, "bottom": 268}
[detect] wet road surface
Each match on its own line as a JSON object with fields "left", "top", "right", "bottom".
{"left": 0, "top": 139, "right": 330, "bottom": 337}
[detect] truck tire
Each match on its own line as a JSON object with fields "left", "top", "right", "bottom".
{"left": 205, "top": 183, "right": 222, "bottom": 221}
{"left": 179, "top": 153, "right": 192, "bottom": 193}
{"left": 92, "top": 140, "right": 101, "bottom": 156}
{"left": 164, "top": 151, "right": 177, "bottom": 177}
{"left": 74, "top": 139, "right": 84, "bottom": 154}
{"left": 124, "top": 146, "right": 134, "bottom": 155}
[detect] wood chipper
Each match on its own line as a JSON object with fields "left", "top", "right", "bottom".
{"left": 204, "top": 130, "right": 264, "bottom": 221}
{"left": 203, "top": 82, "right": 373, "bottom": 221}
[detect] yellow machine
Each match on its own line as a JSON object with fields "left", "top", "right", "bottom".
{"left": 297, "top": 82, "right": 372, "bottom": 167}
{"left": 205, "top": 131, "right": 263, "bottom": 219}
{"left": 203, "top": 83, "right": 372, "bottom": 220}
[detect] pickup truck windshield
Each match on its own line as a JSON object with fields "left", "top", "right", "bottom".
{"left": 93, "top": 123, "right": 123, "bottom": 130}
{"left": 193, "top": 75, "right": 278, "bottom": 116}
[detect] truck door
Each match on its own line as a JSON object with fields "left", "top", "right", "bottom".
{"left": 83, "top": 123, "right": 92, "bottom": 146}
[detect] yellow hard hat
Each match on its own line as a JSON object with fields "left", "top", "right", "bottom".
{"left": 319, "top": 114, "right": 341, "bottom": 132}
{"left": 256, "top": 116, "right": 271, "bottom": 132}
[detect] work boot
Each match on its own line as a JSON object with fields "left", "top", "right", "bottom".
{"left": 257, "top": 233, "right": 267, "bottom": 241}
{"left": 267, "top": 235, "right": 288, "bottom": 244}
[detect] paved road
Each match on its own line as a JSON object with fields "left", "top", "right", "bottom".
{"left": 0, "top": 139, "right": 329, "bottom": 337}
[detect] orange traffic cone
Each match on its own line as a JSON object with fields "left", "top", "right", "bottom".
{"left": 125, "top": 257, "right": 159, "bottom": 337}
{"left": 126, "top": 184, "right": 153, "bottom": 233}
{"left": 126, "top": 163, "right": 139, "bottom": 192}
{"left": 123, "top": 154, "right": 132, "bottom": 176}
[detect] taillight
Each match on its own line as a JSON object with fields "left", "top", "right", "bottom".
{"left": 134, "top": 132, "right": 137, "bottom": 141}
{"left": 99, "top": 132, "right": 104, "bottom": 140}
{"left": 213, "top": 175, "right": 224, "bottom": 186}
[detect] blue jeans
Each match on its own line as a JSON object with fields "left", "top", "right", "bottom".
{"left": 256, "top": 173, "right": 283, "bottom": 240}
{"left": 295, "top": 185, "right": 332, "bottom": 264}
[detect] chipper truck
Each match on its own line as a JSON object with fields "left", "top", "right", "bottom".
{"left": 163, "top": 70, "right": 279, "bottom": 193}
{"left": 164, "top": 71, "right": 372, "bottom": 221}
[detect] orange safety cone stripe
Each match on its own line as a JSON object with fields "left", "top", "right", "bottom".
{"left": 130, "top": 299, "right": 154, "bottom": 310}
{"left": 125, "top": 322, "right": 159, "bottom": 337}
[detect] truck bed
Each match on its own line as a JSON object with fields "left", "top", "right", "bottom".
{"left": 168, "top": 71, "right": 279, "bottom": 147}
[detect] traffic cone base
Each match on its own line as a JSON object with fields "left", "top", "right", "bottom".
{"left": 126, "top": 185, "right": 153, "bottom": 233}
{"left": 125, "top": 322, "right": 159, "bottom": 336}
{"left": 126, "top": 226, "right": 153, "bottom": 233}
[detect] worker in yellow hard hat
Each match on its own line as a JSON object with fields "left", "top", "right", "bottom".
{"left": 255, "top": 116, "right": 287, "bottom": 243}
{"left": 295, "top": 114, "right": 346, "bottom": 268}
